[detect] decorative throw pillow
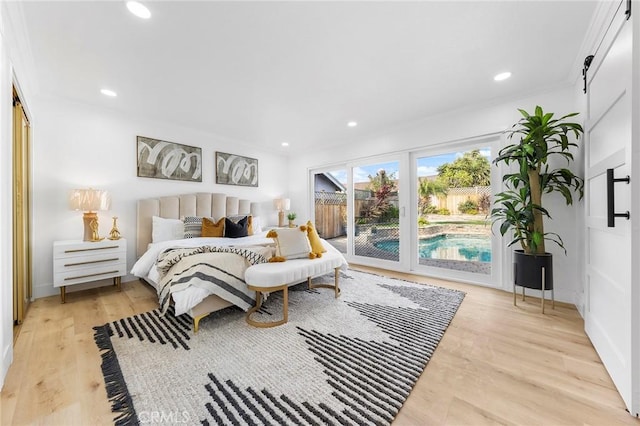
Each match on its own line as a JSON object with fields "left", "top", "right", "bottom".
{"left": 183, "top": 216, "right": 203, "bottom": 238}
{"left": 227, "top": 215, "right": 254, "bottom": 235}
{"left": 152, "top": 216, "right": 184, "bottom": 243}
{"left": 267, "top": 227, "right": 312, "bottom": 260}
{"left": 251, "top": 216, "right": 262, "bottom": 234}
{"left": 201, "top": 217, "right": 225, "bottom": 237}
{"left": 224, "top": 216, "right": 249, "bottom": 238}
{"left": 304, "top": 221, "right": 326, "bottom": 257}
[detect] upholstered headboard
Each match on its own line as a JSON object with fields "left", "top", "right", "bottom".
{"left": 136, "top": 192, "right": 261, "bottom": 258}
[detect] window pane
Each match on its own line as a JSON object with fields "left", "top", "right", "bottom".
{"left": 313, "top": 170, "right": 347, "bottom": 254}
{"left": 416, "top": 148, "right": 492, "bottom": 274}
{"left": 354, "top": 161, "right": 399, "bottom": 262}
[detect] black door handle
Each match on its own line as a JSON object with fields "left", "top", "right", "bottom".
{"left": 607, "top": 168, "right": 630, "bottom": 227}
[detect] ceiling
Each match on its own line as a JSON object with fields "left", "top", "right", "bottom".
{"left": 19, "top": 1, "right": 598, "bottom": 153}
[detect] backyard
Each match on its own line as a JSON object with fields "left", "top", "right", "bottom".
{"left": 326, "top": 214, "right": 492, "bottom": 274}
{"left": 316, "top": 149, "right": 493, "bottom": 275}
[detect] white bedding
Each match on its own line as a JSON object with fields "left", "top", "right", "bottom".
{"left": 131, "top": 231, "right": 274, "bottom": 315}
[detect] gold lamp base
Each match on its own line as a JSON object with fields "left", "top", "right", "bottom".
{"left": 83, "top": 212, "right": 104, "bottom": 242}
{"left": 278, "top": 210, "right": 285, "bottom": 227}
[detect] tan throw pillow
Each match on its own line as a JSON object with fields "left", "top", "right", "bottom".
{"left": 268, "top": 227, "right": 311, "bottom": 260}
{"left": 201, "top": 217, "right": 225, "bottom": 237}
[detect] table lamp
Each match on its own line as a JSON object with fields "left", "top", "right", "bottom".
{"left": 274, "top": 198, "right": 290, "bottom": 227}
{"left": 68, "top": 188, "right": 111, "bottom": 241}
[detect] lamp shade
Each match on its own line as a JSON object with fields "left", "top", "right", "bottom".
{"left": 274, "top": 198, "right": 290, "bottom": 211}
{"left": 68, "top": 189, "right": 111, "bottom": 212}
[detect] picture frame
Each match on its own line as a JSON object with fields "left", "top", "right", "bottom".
{"left": 137, "top": 136, "right": 202, "bottom": 182}
{"left": 215, "top": 152, "right": 259, "bottom": 187}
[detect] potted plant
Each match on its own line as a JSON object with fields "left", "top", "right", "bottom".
{"left": 287, "top": 212, "right": 297, "bottom": 228}
{"left": 491, "top": 106, "right": 584, "bottom": 299}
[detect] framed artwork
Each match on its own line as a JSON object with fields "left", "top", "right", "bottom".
{"left": 137, "top": 136, "right": 202, "bottom": 182}
{"left": 215, "top": 152, "right": 259, "bottom": 187}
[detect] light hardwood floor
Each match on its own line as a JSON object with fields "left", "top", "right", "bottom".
{"left": 1, "top": 266, "right": 639, "bottom": 425}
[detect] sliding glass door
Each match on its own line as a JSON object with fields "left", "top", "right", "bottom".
{"left": 414, "top": 148, "right": 492, "bottom": 274}
{"left": 352, "top": 159, "right": 402, "bottom": 266}
{"left": 309, "top": 137, "right": 500, "bottom": 286}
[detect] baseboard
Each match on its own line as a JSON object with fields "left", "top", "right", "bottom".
{"left": 1, "top": 342, "right": 12, "bottom": 390}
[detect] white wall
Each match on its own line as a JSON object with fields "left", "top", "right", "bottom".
{"left": 30, "top": 96, "right": 289, "bottom": 298}
{"left": 0, "top": 1, "right": 38, "bottom": 389}
{"left": 0, "top": 18, "right": 13, "bottom": 391}
{"left": 288, "top": 85, "right": 585, "bottom": 305}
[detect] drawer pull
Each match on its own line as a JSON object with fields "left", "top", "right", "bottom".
{"left": 64, "top": 245, "right": 120, "bottom": 253}
{"left": 64, "top": 257, "right": 119, "bottom": 267}
{"left": 64, "top": 270, "right": 119, "bottom": 281}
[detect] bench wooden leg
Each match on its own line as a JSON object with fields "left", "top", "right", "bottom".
{"left": 246, "top": 285, "right": 289, "bottom": 328}
{"left": 308, "top": 267, "right": 341, "bottom": 298}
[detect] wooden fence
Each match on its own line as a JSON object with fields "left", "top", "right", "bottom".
{"left": 315, "top": 186, "right": 491, "bottom": 237}
{"left": 314, "top": 191, "right": 347, "bottom": 238}
{"left": 434, "top": 186, "right": 491, "bottom": 214}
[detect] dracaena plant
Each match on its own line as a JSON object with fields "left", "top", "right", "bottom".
{"left": 491, "top": 106, "right": 584, "bottom": 255}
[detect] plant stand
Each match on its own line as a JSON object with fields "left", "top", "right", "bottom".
{"left": 513, "top": 250, "right": 555, "bottom": 314}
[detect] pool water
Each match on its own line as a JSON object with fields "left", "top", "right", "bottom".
{"left": 375, "top": 234, "right": 492, "bottom": 263}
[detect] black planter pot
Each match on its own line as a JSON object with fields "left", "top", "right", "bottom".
{"left": 513, "top": 250, "right": 553, "bottom": 290}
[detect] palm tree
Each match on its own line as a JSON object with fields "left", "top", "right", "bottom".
{"left": 418, "top": 179, "right": 448, "bottom": 213}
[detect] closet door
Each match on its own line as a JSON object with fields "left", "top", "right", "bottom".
{"left": 13, "top": 90, "right": 31, "bottom": 326}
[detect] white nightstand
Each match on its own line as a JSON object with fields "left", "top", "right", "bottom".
{"left": 53, "top": 239, "right": 127, "bottom": 303}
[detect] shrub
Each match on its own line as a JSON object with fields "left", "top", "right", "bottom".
{"left": 458, "top": 198, "right": 479, "bottom": 214}
{"left": 436, "top": 208, "right": 451, "bottom": 215}
{"left": 422, "top": 204, "right": 438, "bottom": 214}
{"left": 477, "top": 193, "right": 491, "bottom": 213}
{"left": 379, "top": 205, "right": 400, "bottom": 223}
{"left": 418, "top": 216, "right": 430, "bottom": 226}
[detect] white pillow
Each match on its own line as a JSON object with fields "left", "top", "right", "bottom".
{"left": 272, "top": 227, "right": 311, "bottom": 259}
{"left": 252, "top": 216, "right": 263, "bottom": 234}
{"left": 152, "top": 216, "right": 184, "bottom": 243}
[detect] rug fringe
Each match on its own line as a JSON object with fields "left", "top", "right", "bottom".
{"left": 93, "top": 324, "right": 139, "bottom": 426}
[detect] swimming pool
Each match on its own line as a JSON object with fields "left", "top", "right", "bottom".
{"left": 375, "top": 234, "right": 492, "bottom": 263}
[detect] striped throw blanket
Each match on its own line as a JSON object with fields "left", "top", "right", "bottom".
{"left": 155, "top": 245, "right": 272, "bottom": 315}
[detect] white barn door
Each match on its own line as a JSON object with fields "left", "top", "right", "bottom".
{"left": 584, "top": 3, "right": 638, "bottom": 415}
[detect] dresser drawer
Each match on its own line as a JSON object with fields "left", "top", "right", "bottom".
{"left": 53, "top": 251, "right": 126, "bottom": 272}
{"left": 54, "top": 261, "right": 127, "bottom": 287}
{"left": 53, "top": 240, "right": 125, "bottom": 259}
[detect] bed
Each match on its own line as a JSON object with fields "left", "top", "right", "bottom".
{"left": 131, "top": 192, "right": 275, "bottom": 331}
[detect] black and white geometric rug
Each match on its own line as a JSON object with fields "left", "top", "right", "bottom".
{"left": 93, "top": 270, "right": 465, "bottom": 425}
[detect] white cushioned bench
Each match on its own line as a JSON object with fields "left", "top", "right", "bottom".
{"left": 244, "top": 245, "right": 347, "bottom": 327}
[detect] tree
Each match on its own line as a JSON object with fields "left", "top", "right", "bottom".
{"left": 363, "top": 169, "right": 397, "bottom": 221}
{"left": 418, "top": 178, "right": 448, "bottom": 213}
{"left": 437, "top": 150, "right": 491, "bottom": 188}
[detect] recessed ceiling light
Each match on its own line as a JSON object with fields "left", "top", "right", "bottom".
{"left": 126, "top": 1, "right": 151, "bottom": 19}
{"left": 494, "top": 72, "right": 512, "bottom": 81}
{"left": 281, "top": 142, "right": 289, "bottom": 147}
{"left": 347, "top": 121, "right": 358, "bottom": 127}
{"left": 100, "top": 89, "right": 117, "bottom": 97}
